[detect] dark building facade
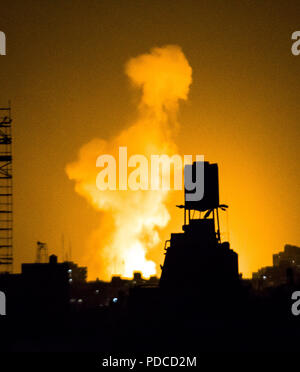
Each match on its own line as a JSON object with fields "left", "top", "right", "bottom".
{"left": 0, "top": 255, "right": 87, "bottom": 315}
{"left": 130, "top": 162, "right": 240, "bottom": 315}
{"left": 160, "top": 219, "right": 238, "bottom": 292}
{"left": 252, "top": 244, "right": 300, "bottom": 288}
{"left": 160, "top": 162, "right": 239, "bottom": 300}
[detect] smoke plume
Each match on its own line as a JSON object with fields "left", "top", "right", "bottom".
{"left": 66, "top": 45, "right": 192, "bottom": 280}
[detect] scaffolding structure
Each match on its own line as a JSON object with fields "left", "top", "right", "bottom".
{"left": 0, "top": 105, "right": 12, "bottom": 273}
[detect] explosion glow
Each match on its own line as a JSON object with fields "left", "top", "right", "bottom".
{"left": 66, "top": 45, "right": 192, "bottom": 280}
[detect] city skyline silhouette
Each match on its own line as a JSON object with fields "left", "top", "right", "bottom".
{"left": 0, "top": 0, "right": 300, "bottom": 356}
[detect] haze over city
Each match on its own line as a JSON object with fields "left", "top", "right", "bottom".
{"left": 0, "top": 0, "right": 299, "bottom": 280}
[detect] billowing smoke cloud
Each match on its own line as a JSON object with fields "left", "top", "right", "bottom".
{"left": 66, "top": 45, "right": 192, "bottom": 280}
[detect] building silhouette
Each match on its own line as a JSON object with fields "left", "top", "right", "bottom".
{"left": 129, "top": 162, "right": 240, "bottom": 317}
{"left": 253, "top": 244, "right": 300, "bottom": 289}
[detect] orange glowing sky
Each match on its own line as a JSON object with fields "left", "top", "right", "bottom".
{"left": 0, "top": 0, "right": 299, "bottom": 279}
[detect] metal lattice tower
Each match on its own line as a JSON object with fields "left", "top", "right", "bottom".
{"left": 0, "top": 105, "right": 12, "bottom": 273}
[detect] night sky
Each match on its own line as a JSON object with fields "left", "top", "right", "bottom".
{"left": 1, "top": 0, "right": 300, "bottom": 278}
